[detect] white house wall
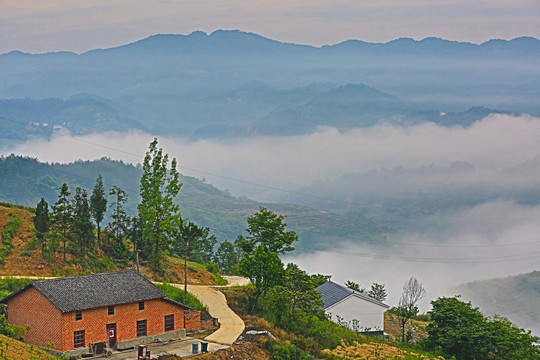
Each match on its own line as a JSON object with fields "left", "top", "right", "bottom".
{"left": 325, "top": 295, "right": 386, "bottom": 331}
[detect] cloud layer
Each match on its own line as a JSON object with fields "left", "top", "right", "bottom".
{"left": 5, "top": 113, "right": 540, "bottom": 332}
{"left": 7, "top": 114, "right": 540, "bottom": 199}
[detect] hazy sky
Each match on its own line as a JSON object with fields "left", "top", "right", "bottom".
{"left": 1, "top": 0, "right": 539, "bottom": 53}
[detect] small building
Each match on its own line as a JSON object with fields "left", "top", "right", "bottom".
{"left": 0, "top": 269, "right": 201, "bottom": 355}
{"left": 316, "top": 280, "right": 389, "bottom": 333}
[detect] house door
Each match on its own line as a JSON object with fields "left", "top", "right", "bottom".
{"left": 106, "top": 323, "right": 117, "bottom": 349}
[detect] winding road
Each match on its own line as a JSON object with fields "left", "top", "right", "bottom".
{"left": 179, "top": 276, "right": 249, "bottom": 345}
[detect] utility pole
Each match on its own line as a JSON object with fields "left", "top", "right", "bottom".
{"left": 184, "top": 238, "right": 188, "bottom": 302}
{"left": 136, "top": 249, "right": 141, "bottom": 272}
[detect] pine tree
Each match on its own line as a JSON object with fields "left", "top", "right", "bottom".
{"left": 34, "top": 197, "right": 49, "bottom": 258}
{"left": 51, "top": 183, "right": 73, "bottom": 262}
{"left": 90, "top": 174, "right": 107, "bottom": 245}
{"left": 109, "top": 185, "right": 130, "bottom": 258}
{"left": 72, "top": 187, "right": 95, "bottom": 258}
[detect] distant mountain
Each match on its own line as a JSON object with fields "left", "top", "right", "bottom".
{"left": 0, "top": 155, "right": 387, "bottom": 252}
{"left": 283, "top": 162, "right": 540, "bottom": 231}
{"left": 0, "top": 30, "right": 538, "bottom": 140}
{"left": 456, "top": 271, "right": 540, "bottom": 335}
{"left": 0, "top": 95, "right": 146, "bottom": 147}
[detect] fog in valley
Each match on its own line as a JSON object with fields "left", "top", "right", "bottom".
{"left": 6, "top": 112, "right": 540, "bottom": 334}
{"left": 8, "top": 113, "right": 540, "bottom": 198}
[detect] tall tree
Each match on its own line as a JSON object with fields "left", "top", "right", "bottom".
{"left": 425, "top": 296, "right": 540, "bottom": 360}
{"left": 345, "top": 280, "right": 365, "bottom": 293}
{"left": 51, "top": 183, "right": 72, "bottom": 262}
{"left": 368, "top": 283, "right": 387, "bottom": 302}
{"left": 72, "top": 187, "right": 94, "bottom": 258}
{"left": 238, "top": 208, "right": 298, "bottom": 310}
{"left": 138, "top": 138, "right": 182, "bottom": 273}
{"left": 261, "top": 263, "right": 324, "bottom": 329}
{"left": 90, "top": 174, "right": 107, "bottom": 244}
{"left": 108, "top": 185, "right": 130, "bottom": 255}
{"left": 237, "top": 207, "right": 297, "bottom": 254}
{"left": 34, "top": 197, "right": 49, "bottom": 258}
{"left": 214, "top": 240, "right": 239, "bottom": 274}
{"left": 395, "top": 277, "right": 426, "bottom": 342}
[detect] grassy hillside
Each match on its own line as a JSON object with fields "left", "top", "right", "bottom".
{"left": 0, "top": 203, "right": 221, "bottom": 284}
{"left": 0, "top": 155, "right": 387, "bottom": 252}
{"left": 456, "top": 271, "right": 540, "bottom": 335}
{"left": 0, "top": 334, "right": 59, "bottom": 360}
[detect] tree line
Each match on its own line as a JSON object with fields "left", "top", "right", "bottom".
{"left": 31, "top": 139, "right": 226, "bottom": 273}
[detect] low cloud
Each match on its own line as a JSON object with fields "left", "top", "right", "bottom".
{"left": 5, "top": 113, "right": 540, "bottom": 332}
{"left": 6, "top": 114, "right": 540, "bottom": 199}
{"left": 285, "top": 200, "right": 540, "bottom": 329}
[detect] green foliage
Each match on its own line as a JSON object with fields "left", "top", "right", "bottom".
{"left": 241, "top": 207, "right": 297, "bottom": 254}
{"left": 260, "top": 263, "right": 324, "bottom": 330}
{"left": 34, "top": 198, "right": 49, "bottom": 257}
{"left": 71, "top": 187, "right": 95, "bottom": 258}
{"left": 368, "top": 283, "right": 387, "bottom": 302}
{"left": 138, "top": 139, "right": 182, "bottom": 273}
{"left": 0, "top": 277, "right": 33, "bottom": 299}
{"left": 239, "top": 245, "right": 285, "bottom": 305}
{"left": 185, "top": 225, "right": 217, "bottom": 264}
{"left": 309, "top": 274, "right": 331, "bottom": 287}
{"left": 210, "top": 272, "right": 228, "bottom": 286}
{"left": 264, "top": 340, "right": 312, "bottom": 360}
{"left": 0, "top": 314, "right": 27, "bottom": 339}
{"left": 0, "top": 213, "right": 21, "bottom": 265}
{"left": 156, "top": 283, "right": 208, "bottom": 312}
{"left": 109, "top": 185, "right": 131, "bottom": 245}
{"left": 51, "top": 183, "right": 73, "bottom": 263}
{"left": 424, "top": 296, "right": 540, "bottom": 360}
{"left": 214, "top": 239, "right": 240, "bottom": 274}
{"left": 90, "top": 174, "right": 107, "bottom": 244}
{"left": 205, "top": 262, "right": 219, "bottom": 273}
{"left": 345, "top": 280, "right": 365, "bottom": 293}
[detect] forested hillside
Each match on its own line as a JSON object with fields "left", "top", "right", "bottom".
{"left": 0, "top": 155, "right": 386, "bottom": 252}
{"left": 456, "top": 271, "right": 540, "bottom": 335}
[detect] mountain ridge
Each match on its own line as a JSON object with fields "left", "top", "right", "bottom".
{"left": 2, "top": 30, "right": 538, "bottom": 57}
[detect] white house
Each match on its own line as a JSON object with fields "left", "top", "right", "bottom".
{"left": 316, "top": 280, "right": 389, "bottom": 333}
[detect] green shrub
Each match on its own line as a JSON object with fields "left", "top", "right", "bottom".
{"left": 20, "top": 250, "right": 33, "bottom": 257}
{"left": 205, "top": 262, "right": 219, "bottom": 273}
{"left": 264, "top": 340, "right": 312, "bottom": 360}
{"left": 157, "top": 283, "right": 208, "bottom": 312}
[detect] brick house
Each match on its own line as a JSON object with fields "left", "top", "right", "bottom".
{"left": 0, "top": 269, "right": 201, "bottom": 353}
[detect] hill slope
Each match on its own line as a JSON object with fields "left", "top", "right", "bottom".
{"left": 0, "top": 203, "right": 221, "bottom": 284}
{"left": 0, "top": 155, "right": 387, "bottom": 252}
{"left": 456, "top": 271, "right": 540, "bottom": 335}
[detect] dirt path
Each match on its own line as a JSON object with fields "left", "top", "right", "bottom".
{"left": 177, "top": 276, "right": 249, "bottom": 345}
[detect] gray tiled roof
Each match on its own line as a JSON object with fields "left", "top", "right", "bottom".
{"left": 316, "top": 280, "right": 389, "bottom": 309}
{"left": 1, "top": 269, "right": 166, "bottom": 313}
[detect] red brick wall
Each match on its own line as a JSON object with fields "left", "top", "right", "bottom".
{"left": 7, "top": 288, "right": 200, "bottom": 352}
{"left": 7, "top": 287, "right": 63, "bottom": 350}
{"left": 200, "top": 317, "right": 218, "bottom": 329}
{"left": 61, "top": 298, "right": 189, "bottom": 351}
{"left": 184, "top": 310, "right": 202, "bottom": 330}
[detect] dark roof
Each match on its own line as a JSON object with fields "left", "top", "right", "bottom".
{"left": 316, "top": 280, "right": 389, "bottom": 309}
{"left": 1, "top": 269, "right": 167, "bottom": 313}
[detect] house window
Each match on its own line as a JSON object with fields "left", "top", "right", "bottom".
{"left": 108, "top": 306, "right": 115, "bottom": 315}
{"left": 74, "top": 330, "right": 85, "bottom": 348}
{"left": 164, "top": 314, "right": 174, "bottom": 332}
{"left": 139, "top": 301, "right": 145, "bottom": 310}
{"left": 137, "top": 320, "right": 147, "bottom": 337}
{"left": 75, "top": 310, "right": 82, "bottom": 321}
